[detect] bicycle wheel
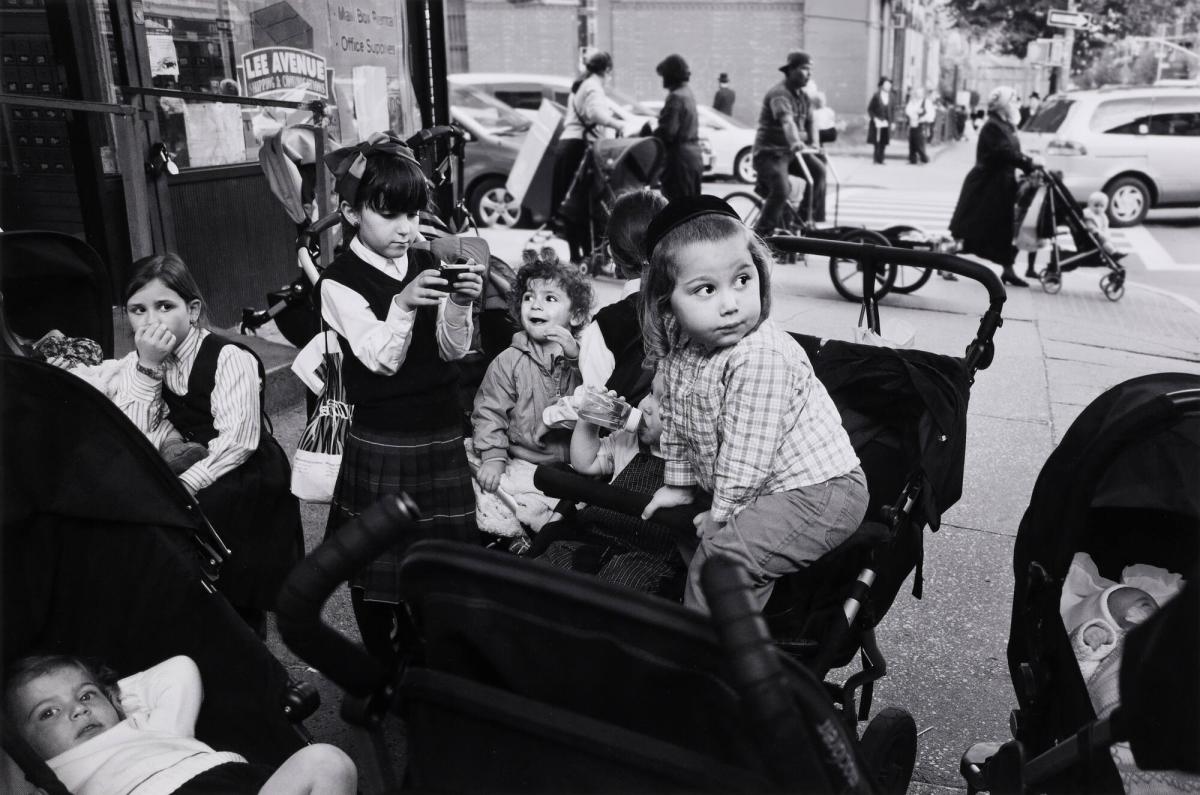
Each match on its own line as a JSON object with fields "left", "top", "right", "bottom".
{"left": 880, "top": 225, "right": 934, "bottom": 294}
{"left": 723, "top": 191, "right": 763, "bottom": 230}
{"left": 829, "top": 228, "right": 895, "bottom": 301}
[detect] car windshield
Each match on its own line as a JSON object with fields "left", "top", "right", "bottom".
{"left": 449, "top": 85, "right": 531, "bottom": 136}
{"left": 1024, "top": 98, "right": 1073, "bottom": 133}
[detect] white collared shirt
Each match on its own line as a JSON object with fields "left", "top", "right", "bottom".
{"left": 115, "top": 327, "right": 261, "bottom": 493}
{"left": 319, "top": 236, "right": 475, "bottom": 375}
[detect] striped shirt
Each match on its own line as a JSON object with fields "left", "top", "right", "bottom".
{"left": 319, "top": 236, "right": 474, "bottom": 375}
{"left": 659, "top": 319, "right": 859, "bottom": 523}
{"left": 114, "top": 327, "right": 261, "bottom": 494}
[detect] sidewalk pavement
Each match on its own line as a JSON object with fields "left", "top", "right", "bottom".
{"left": 259, "top": 224, "right": 1199, "bottom": 793}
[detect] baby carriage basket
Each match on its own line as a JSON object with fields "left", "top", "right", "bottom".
{"left": 277, "top": 496, "right": 881, "bottom": 794}
{"left": 529, "top": 235, "right": 1006, "bottom": 785}
{"left": 547, "top": 135, "right": 665, "bottom": 275}
{"left": 1015, "top": 167, "right": 1128, "bottom": 301}
{"left": 0, "top": 229, "right": 115, "bottom": 358}
{"left": 961, "top": 373, "right": 1200, "bottom": 794}
{"left": 1, "top": 356, "right": 318, "bottom": 794}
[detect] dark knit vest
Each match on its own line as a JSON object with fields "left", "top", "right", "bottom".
{"left": 319, "top": 247, "right": 460, "bottom": 430}
{"left": 163, "top": 334, "right": 265, "bottom": 445}
{"left": 594, "top": 292, "right": 652, "bottom": 407}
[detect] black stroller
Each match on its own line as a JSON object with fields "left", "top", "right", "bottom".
{"left": 276, "top": 235, "right": 1008, "bottom": 794}
{"left": 0, "top": 229, "right": 115, "bottom": 358}
{"left": 961, "top": 372, "right": 1200, "bottom": 793}
{"left": 547, "top": 135, "right": 665, "bottom": 275}
{"left": 0, "top": 356, "right": 318, "bottom": 794}
{"left": 277, "top": 498, "right": 876, "bottom": 794}
{"left": 1015, "top": 168, "right": 1128, "bottom": 301}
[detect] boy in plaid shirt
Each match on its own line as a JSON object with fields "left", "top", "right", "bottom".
{"left": 638, "top": 195, "right": 868, "bottom": 612}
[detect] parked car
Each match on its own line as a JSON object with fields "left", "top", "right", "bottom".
{"left": 1019, "top": 85, "right": 1200, "bottom": 227}
{"left": 448, "top": 72, "right": 657, "bottom": 138}
{"left": 640, "top": 100, "right": 754, "bottom": 182}
{"left": 449, "top": 83, "right": 530, "bottom": 227}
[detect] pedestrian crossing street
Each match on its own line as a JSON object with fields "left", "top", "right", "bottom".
{"left": 827, "top": 187, "right": 1134, "bottom": 255}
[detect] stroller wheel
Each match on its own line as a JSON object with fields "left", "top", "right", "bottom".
{"left": 1040, "top": 271, "right": 1062, "bottom": 294}
{"left": 859, "top": 707, "right": 917, "bottom": 795}
{"left": 1100, "top": 274, "right": 1125, "bottom": 302}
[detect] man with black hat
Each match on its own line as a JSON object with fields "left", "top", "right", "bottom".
{"left": 713, "top": 72, "right": 735, "bottom": 116}
{"left": 752, "top": 50, "right": 826, "bottom": 237}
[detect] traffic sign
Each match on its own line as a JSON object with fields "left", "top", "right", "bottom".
{"left": 1047, "top": 9, "right": 1092, "bottom": 30}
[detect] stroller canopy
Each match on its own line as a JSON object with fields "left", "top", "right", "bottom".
{"left": 0, "top": 230, "right": 115, "bottom": 357}
{"left": 592, "top": 136, "right": 665, "bottom": 196}
{"left": 1, "top": 357, "right": 304, "bottom": 773}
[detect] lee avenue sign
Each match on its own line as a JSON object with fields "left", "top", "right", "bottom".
{"left": 1047, "top": 9, "right": 1093, "bottom": 30}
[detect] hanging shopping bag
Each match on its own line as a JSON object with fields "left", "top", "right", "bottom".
{"left": 1014, "top": 181, "right": 1047, "bottom": 252}
{"left": 290, "top": 331, "right": 353, "bottom": 503}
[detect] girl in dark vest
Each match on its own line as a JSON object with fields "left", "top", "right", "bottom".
{"left": 115, "top": 253, "right": 303, "bottom": 635}
{"left": 577, "top": 188, "right": 667, "bottom": 406}
{"left": 318, "top": 133, "right": 484, "bottom": 666}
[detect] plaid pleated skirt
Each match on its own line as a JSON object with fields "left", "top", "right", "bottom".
{"left": 326, "top": 421, "right": 477, "bottom": 603}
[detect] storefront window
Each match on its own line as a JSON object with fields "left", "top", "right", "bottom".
{"left": 127, "top": 0, "right": 421, "bottom": 169}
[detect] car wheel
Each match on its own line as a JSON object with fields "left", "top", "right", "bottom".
{"left": 1105, "top": 176, "right": 1150, "bottom": 228}
{"left": 734, "top": 148, "right": 756, "bottom": 184}
{"left": 469, "top": 177, "right": 523, "bottom": 228}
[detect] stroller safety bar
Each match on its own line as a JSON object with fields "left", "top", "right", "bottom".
{"left": 767, "top": 236, "right": 1006, "bottom": 375}
{"left": 533, "top": 465, "right": 705, "bottom": 533}
{"left": 275, "top": 495, "right": 421, "bottom": 698}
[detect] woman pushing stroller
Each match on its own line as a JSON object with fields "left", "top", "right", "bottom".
{"left": 950, "top": 86, "right": 1044, "bottom": 288}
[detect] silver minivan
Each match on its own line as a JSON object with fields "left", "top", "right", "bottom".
{"left": 1019, "top": 85, "right": 1200, "bottom": 226}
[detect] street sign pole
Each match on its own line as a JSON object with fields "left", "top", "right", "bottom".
{"left": 1062, "top": 1, "right": 1077, "bottom": 87}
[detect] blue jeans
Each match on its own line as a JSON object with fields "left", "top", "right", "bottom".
{"left": 683, "top": 466, "right": 869, "bottom": 613}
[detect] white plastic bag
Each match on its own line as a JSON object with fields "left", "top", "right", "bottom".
{"left": 290, "top": 336, "right": 352, "bottom": 503}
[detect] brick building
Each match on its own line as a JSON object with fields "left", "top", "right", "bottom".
{"left": 458, "top": 0, "right": 940, "bottom": 133}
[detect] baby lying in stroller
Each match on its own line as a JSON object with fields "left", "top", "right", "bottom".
{"left": 1061, "top": 551, "right": 1196, "bottom": 793}
{"left": 5, "top": 654, "right": 355, "bottom": 795}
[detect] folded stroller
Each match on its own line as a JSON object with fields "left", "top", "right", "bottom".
{"left": 277, "top": 497, "right": 880, "bottom": 793}
{"left": 1, "top": 357, "right": 317, "bottom": 793}
{"left": 962, "top": 372, "right": 1200, "bottom": 794}
{"left": 1015, "top": 168, "right": 1128, "bottom": 301}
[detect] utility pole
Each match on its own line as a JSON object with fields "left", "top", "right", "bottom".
{"left": 1061, "top": 0, "right": 1077, "bottom": 89}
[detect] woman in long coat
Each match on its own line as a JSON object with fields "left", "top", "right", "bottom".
{"left": 651, "top": 54, "right": 703, "bottom": 202}
{"left": 949, "top": 86, "right": 1041, "bottom": 287}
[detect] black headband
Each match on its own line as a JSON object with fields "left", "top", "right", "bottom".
{"left": 643, "top": 194, "right": 742, "bottom": 256}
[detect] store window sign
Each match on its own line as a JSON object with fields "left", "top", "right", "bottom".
{"left": 241, "top": 47, "right": 329, "bottom": 99}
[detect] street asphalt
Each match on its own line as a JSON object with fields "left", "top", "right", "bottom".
{"left": 250, "top": 139, "right": 1200, "bottom": 793}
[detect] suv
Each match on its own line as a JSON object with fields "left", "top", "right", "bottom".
{"left": 1019, "top": 85, "right": 1200, "bottom": 226}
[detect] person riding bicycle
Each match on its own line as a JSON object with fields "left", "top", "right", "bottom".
{"left": 752, "top": 50, "right": 827, "bottom": 237}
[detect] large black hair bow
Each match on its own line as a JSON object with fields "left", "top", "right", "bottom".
{"left": 324, "top": 131, "right": 421, "bottom": 201}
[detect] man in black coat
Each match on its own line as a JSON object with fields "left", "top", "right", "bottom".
{"left": 713, "top": 72, "right": 735, "bottom": 115}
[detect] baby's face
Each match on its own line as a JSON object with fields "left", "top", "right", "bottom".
{"left": 1082, "top": 623, "right": 1114, "bottom": 651}
{"left": 1109, "top": 588, "right": 1157, "bottom": 629}
{"left": 11, "top": 666, "right": 121, "bottom": 759}
{"left": 636, "top": 374, "right": 666, "bottom": 446}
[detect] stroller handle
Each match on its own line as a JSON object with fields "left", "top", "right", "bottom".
{"left": 275, "top": 494, "right": 421, "bottom": 698}
{"left": 533, "top": 465, "right": 704, "bottom": 534}
{"left": 767, "top": 235, "right": 1007, "bottom": 373}
{"left": 701, "top": 555, "right": 873, "bottom": 793}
